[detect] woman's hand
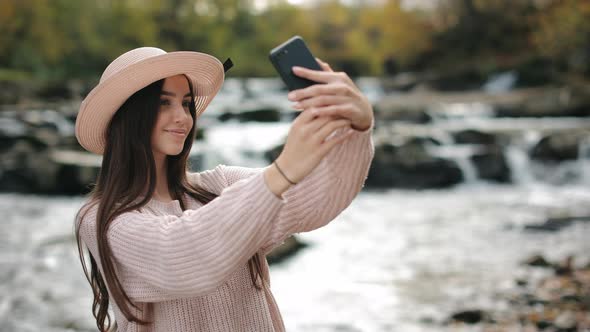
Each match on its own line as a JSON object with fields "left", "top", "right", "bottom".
{"left": 273, "top": 109, "right": 355, "bottom": 184}
{"left": 264, "top": 103, "right": 357, "bottom": 198}
{"left": 264, "top": 59, "right": 374, "bottom": 197}
{"left": 288, "top": 59, "right": 374, "bottom": 131}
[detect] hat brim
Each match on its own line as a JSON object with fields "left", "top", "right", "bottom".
{"left": 75, "top": 51, "right": 224, "bottom": 155}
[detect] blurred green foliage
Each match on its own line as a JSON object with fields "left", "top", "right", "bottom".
{"left": 0, "top": 0, "right": 588, "bottom": 81}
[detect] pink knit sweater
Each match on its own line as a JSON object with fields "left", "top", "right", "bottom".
{"left": 77, "top": 124, "right": 374, "bottom": 332}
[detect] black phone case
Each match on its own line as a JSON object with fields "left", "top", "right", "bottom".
{"left": 269, "top": 36, "right": 322, "bottom": 91}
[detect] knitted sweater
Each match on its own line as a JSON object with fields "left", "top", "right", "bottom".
{"left": 77, "top": 123, "right": 374, "bottom": 332}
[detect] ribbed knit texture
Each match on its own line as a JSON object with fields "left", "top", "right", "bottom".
{"left": 77, "top": 123, "right": 375, "bottom": 332}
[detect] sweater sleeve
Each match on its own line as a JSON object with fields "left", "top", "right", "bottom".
{"left": 78, "top": 171, "right": 284, "bottom": 302}
{"left": 219, "top": 121, "right": 375, "bottom": 255}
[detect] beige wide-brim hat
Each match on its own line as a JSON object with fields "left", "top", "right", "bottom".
{"left": 75, "top": 47, "right": 225, "bottom": 155}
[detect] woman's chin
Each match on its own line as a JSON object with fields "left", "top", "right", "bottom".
{"left": 167, "top": 148, "right": 184, "bottom": 156}
{"left": 159, "top": 145, "right": 185, "bottom": 156}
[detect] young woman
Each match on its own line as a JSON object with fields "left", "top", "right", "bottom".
{"left": 75, "top": 47, "right": 374, "bottom": 332}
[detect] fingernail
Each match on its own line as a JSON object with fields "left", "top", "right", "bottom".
{"left": 287, "top": 92, "right": 296, "bottom": 99}
{"left": 292, "top": 66, "right": 302, "bottom": 71}
{"left": 292, "top": 102, "right": 301, "bottom": 109}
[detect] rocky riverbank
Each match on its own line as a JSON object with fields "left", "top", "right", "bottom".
{"left": 446, "top": 254, "right": 590, "bottom": 332}
{"left": 368, "top": 84, "right": 590, "bottom": 188}
{"left": 445, "top": 215, "right": 590, "bottom": 331}
{"left": 1, "top": 80, "right": 590, "bottom": 194}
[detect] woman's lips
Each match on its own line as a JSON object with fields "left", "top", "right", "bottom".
{"left": 165, "top": 129, "right": 187, "bottom": 137}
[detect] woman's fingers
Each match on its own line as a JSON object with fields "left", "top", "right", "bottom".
{"left": 312, "top": 104, "right": 354, "bottom": 120}
{"left": 313, "top": 118, "right": 351, "bottom": 143}
{"left": 315, "top": 58, "right": 333, "bottom": 72}
{"left": 294, "top": 105, "right": 323, "bottom": 125}
{"left": 304, "top": 114, "right": 333, "bottom": 133}
{"left": 318, "top": 127, "right": 355, "bottom": 155}
{"left": 288, "top": 82, "right": 356, "bottom": 102}
{"left": 291, "top": 65, "right": 352, "bottom": 86}
{"left": 292, "top": 95, "right": 349, "bottom": 110}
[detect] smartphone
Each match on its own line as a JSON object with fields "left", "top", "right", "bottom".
{"left": 269, "top": 36, "right": 322, "bottom": 91}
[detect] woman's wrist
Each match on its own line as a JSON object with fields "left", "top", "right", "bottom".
{"left": 352, "top": 115, "right": 374, "bottom": 132}
{"left": 263, "top": 163, "right": 293, "bottom": 198}
{"left": 273, "top": 161, "right": 297, "bottom": 185}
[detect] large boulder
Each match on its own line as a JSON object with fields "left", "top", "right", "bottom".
{"left": 374, "top": 106, "right": 432, "bottom": 124}
{"left": 530, "top": 132, "right": 585, "bottom": 162}
{"left": 238, "top": 108, "right": 281, "bottom": 122}
{"left": 0, "top": 138, "right": 54, "bottom": 193}
{"left": 267, "top": 236, "right": 307, "bottom": 264}
{"left": 367, "top": 140, "right": 463, "bottom": 189}
{"left": 470, "top": 146, "right": 511, "bottom": 183}
{"left": 495, "top": 86, "right": 590, "bottom": 117}
{"left": 219, "top": 108, "right": 282, "bottom": 123}
{"left": 453, "top": 129, "right": 497, "bottom": 145}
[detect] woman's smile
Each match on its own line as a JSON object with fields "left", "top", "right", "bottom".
{"left": 164, "top": 128, "right": 187, "bottom": 138}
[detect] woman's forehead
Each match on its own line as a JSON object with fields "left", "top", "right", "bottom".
{"left": 162, "top": 75, "right": 191, "bottom": 95}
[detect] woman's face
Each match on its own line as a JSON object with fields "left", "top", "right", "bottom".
{"left": 151, "top": 75, "right": 194, "bottom": 159}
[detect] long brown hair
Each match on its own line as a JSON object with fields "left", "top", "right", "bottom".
{"left": 75, "top": 76, "right": 264, "bottom": 331}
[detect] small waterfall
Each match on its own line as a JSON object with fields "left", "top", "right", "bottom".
{"left": 427, "top": 145, "right": 480, "bottom": 183}
{"left": 505, "top": 131, "right": 540, "bottom": 185}
{"left": 506, "top": 145, "right": 533, "bottom": 184}
{"left": 455, "top": 154, "right": 478, "bottom": 183}
{"left": 482, "top": 71, "right": 517, "bottom": 94}
{"left": 426, "top": 102, "right": 494, "bottom": 184}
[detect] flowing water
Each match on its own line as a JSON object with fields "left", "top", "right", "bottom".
{"left": 1, "top": 107, "right": 590, "bottom": 331}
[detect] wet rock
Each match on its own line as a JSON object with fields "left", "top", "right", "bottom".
{"left": 495, "top": 86, "right": 590, "bottom": 117}
{"left": 458, "top": 255, "right": 590, "bottom": 330}
{"left": 555, "top": 256, "right": 575, "bottom": 276}
{"left": 237, "top": 108, "right": 281, "bottom": 122}
{"left": 524, "top": 216, "right": 590, "bottom": 232}
{"left": 560, "top": 294, "right": 582, "bottom": 303}
{"left": 267, "top": 236, "right": 307, "bottom": 265}
{"left": 536, "top": 320, "right": 552, "bottom": 329}
{"left": 37, "top": 81, "right": 72, "bottom": 101}
{"left": 406, "top": 136, "right": 442, "bottom": 146}
{"left": 0, "top": 81, "right": 24, "bottom": 104}
{"left": 531, "top": 132, "right": 584, "bottom": 162}
{"left": 51, "top": 150, "right": 101, "bottom": 195}
{"left": 366, "top": 141, "right": 463, "bottom": 189}
{"left": 427, "top": 68, "right": 487, "bottom": 92}
{"left": 523, "top": 254, "right": 552, "bottom": 267}
{"left": 264, "top": 144, "right": 284, "bottom": 164}
{"left": 218, "top": 108, "right": 282, "bottom": 123}
{"left": 56, "top": 164, "right": 91, "bottom": 195}
{"left": 218, "top": 112, "right": 235, "bottom": 122}
{"left": 448, "top": 309, "right": 487, "bottom": 324}
{"left": 195, "top": 128, "right": 205, "bottom": 140}
{"left": 0, "top": 169, "right": 38, "bottom": 192}
{"left": 452, "top": 129, "right": 497, "bottom": 145}
{"left": 470, "top": 146, "right": 511, "bottom": 183}
{"left": 522, "top": 293, "right": 548, "bottom": 306}
{"left": 514, "top": 57, "right": 557, "bottom": 88}
{"left": 554, "top": 311, "right": 577, "bottom": 331}
{"left": 374, "top": 107, "right": 432, "bottom": 124}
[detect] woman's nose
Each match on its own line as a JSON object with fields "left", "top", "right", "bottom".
{"left": 172, "top": 104, "right": 190, "bottom": 122}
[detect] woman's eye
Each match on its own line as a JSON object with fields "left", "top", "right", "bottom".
{"left": 159, "top": 99, "right": 171, "bottom": 106}
{"left": 182, "top": 100, "right": 191, "bottom": 108}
